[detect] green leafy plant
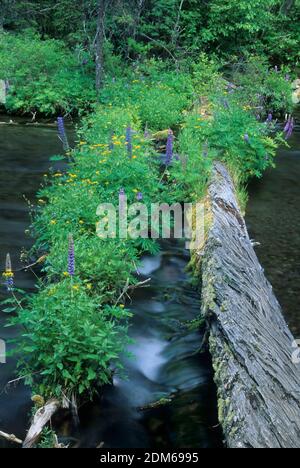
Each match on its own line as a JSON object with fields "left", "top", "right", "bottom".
{"left": 0, "top": 31, "right": 96, "bottom": 115}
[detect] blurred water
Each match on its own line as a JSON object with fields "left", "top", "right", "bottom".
{"left": 75, "top": 243, "right": 222, "bottom": 449}
{"left": 246, "top": 109, "right": 300, "bottom": 336}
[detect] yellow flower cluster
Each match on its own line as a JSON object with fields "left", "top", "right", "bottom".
{"left": 3, "top": 271, "right": 14, "bottom": 278}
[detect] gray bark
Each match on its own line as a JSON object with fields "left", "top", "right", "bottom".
{"left": 199, "top": 162, "right": 300, "bottom": 448}
{"left": 95, "top": 0, "right": 105, "bottom": 93}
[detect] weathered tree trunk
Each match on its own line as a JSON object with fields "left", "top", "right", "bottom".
{"left": 95, "top": 0, "right": 106, "bottom": 93}
{"left": 199, "top": 162, "right": 300, "bottom": 448}
{"left": 280, "top": 0, "right": 295, "bottom": 15}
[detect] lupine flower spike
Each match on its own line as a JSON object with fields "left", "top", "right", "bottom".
{"left": 3, "top": 254, "right": 14, "bottom": 291}
{"left": 266, "top": 113, "right": 273, "bottom": 123}
{"left": 137, "top": 192, "right": 143, "bottom": 202}
{"left": 165, "top": 129, "right": 174, "bottom": 166}
{"left": 284, "top": 116, "right": 295, "bottom": 140}
{"left": 68, "top": 234, "right": 75, "bottom": 277}
{"left": 126, "top": 127, "right": 133, "bottom": 159}
{"left": 244, "top": 134, "right": 250, "bottom": 143}
{"left": 57, "top": 117, "right": 70, "bottom": 152}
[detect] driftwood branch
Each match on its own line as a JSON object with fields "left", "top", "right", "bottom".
{"left": 114, "top": 278, "right": 151, "bottom": 306}
{"left": 199, "top": 162, "right": 300, "bottom": 448}
{"left": 23, "top": 399, "right": 60, "bottom": 449}
{"left": 0, "top": 431, "right": 23, "bottom": 445}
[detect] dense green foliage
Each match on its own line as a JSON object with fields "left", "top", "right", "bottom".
{"left": 2, "top": 0, "right": 300, "bottom": 65}
{"left": 0, "top": 32, "right": 95, "bottom": 115}
{"left": 1, "top": 1, "right": 298, "bottom": 115}
{"left": 3, "top": 59, "right": 290, "bottom": 400}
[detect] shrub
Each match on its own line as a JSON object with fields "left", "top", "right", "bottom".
{"left": 0, "top": 31, "right": 95, "bottom": 115}
{"left": 10, "top": 280, "right": 131, "bottom": 398}
{"left": 230, "top": 56, "right": 293, "bottom": 115}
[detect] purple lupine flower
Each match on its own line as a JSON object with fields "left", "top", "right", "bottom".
{"left": 285, "top": 74, "right": 291, "bottom": 82}
{"left": 136, "top": 192, "right": 143, "bottom": 201}
{"left": 284, "top": 116, "right": 294, "bottom": 140}
{"left": 3, "top": 253, "right": 14, "bottom": 291}
{"left": 126, "top": 127, "right": 133, "bottom": 159}
{"left": 57, "top": 117, "right": 69, "bottom": 152}
{"left": 244, "top": 134, "right": 250, "bottom": 143}
{"left": 266, "top": 113, "right": 273, "bottom": 123}
{"left": 165, "top": 129, "right": 174, "bottom": 166}
{"left": 68, "top": 234, "right": 75, "bottom": 277}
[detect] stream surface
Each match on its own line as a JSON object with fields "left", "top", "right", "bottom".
{"left": 246, "top": 108, "right": 300, "bottom": 336}
{"left": 0, "top": 108, "right": 299, "bottom": 448}
{"left": 74, "top": 243, "right": 221, "bottom": 448}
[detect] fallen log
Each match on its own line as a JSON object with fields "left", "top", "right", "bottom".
{"left": 23, "top": 399, "right": 60, "bottom": 449}
{"left": 198, "top": 161, "right": 300, "bottom": 448}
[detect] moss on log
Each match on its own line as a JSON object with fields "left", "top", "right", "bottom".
{"left": 199, "top": 162, "right": 300, "bottom": 448}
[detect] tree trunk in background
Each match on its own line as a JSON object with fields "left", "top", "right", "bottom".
{"left": 280, "top": 0, "right": 295, "bottom": 14}
{"left": 95, "top": 0, "right": 105, "bottom": 93}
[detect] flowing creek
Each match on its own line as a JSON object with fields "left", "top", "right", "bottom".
{"left": 74, "top": 243, "right": 221, "bottom": 448}
{"left": 246, "top": 108, "right": 300, "bottom": 337}
{"left": 0, "top": 109, "right": 299, "bottom": 448}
